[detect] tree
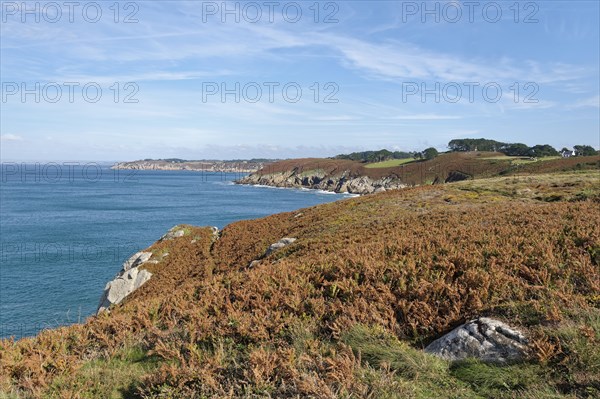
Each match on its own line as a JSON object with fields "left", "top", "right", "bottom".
{"left": 334, "top": 149, "right": 414, "bottom": 163}
{"left": 528, "top": 144, "right": 558, "bottom": 157}
{"left": 499, "top": 143, "right": 530, "bottom": 156}
{"left": 422, "top": 147, "right": 439, "bottom": 160}
{"left": 448, "top": 138, "right": 504, "bottom": 152}
{"left": 573, "top": 145, "right": 598, "bottom": 156}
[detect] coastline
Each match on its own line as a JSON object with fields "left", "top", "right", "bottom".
{"left": 235, "top": 182, "right": 361, "bottom": 197}
{"left": 235, "top": 170, "right": 408, "bottom": 195}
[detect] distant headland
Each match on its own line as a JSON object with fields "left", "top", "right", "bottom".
{"left": 111, "top": 158, "right": 275, "bottom": 173}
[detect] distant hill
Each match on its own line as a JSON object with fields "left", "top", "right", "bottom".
{"left": 112, "top": 159, "right": 275, "bottom": 173}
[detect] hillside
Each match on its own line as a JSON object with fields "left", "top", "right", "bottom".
{"left": 1, "top": 170, "right": 599, "bottom": 398}
{"left": 236, "top": 152, "right": 599, "bottom": 194}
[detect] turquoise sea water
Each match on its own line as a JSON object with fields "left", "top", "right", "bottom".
{"left": 0, "top": 165, "right": 350, "bottom": 339}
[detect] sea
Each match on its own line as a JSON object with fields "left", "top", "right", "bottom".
{"left": 0, "top": 164, "right": 352, "bottom": 339}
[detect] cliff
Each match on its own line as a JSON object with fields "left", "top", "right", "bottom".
{"left": 237, "top": 168, "right": 408, "bottom": 194}
{"left": 1, "top": 171, "right": 599, "bottom": 398}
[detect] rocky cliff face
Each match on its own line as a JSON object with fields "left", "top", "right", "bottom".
{"left": 97, "top": 251, "right": 153, "bottom": 314}
{"left": 236, "top": 170, "right": 407, "bottom": 195}
{"left": 97, "top": 225, "right": 205, "bottom": 314}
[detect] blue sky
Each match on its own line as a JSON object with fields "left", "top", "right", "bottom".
{"left": 1, "top": 0, "right": 599, "bottom": 161}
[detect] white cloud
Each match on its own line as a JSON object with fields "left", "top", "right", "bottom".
{"left": 0, "top": 134, "right": 24, "bottom": 142}
{"left": 568, "top": 95, "right": 600, "bottom": 109}
{"left": 389, "top": 114, "right": 462, "bottom": 120}
{"left": 312, "top": 115, "right": 360, "bottom": 121}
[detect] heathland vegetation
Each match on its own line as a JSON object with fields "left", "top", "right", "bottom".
{"left": 238, "top": 150, "right": 599, "bottom": 194}
{"left": 1, "top": 169, "right": 599, "bottom": 398}
{"left": 237, "top": 138, "right": 599, "bottom": 194}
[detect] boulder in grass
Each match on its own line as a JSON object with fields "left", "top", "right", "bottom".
{"left": 425, "top": 317, "right": 528, "bottom": 363}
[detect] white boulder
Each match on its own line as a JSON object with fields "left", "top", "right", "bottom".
{"left": 425, "top": 317, "right": 528, "bottom": 363}
{"left": 97, "top": 251, "right": 153, "bottom": 314}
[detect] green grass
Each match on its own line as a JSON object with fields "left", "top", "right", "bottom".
{"left": 480, "top": 155, "right": 562, "bottom": 165}
{"left": 341, "top": 323, "right": 596, "bottom": 399}
{"left": 44, "top": 346, "right": 161, "bottom": 399}
{"left": 364, "top": 158, "right": 416, "bottom": 168}
{"left": 449, "top": 360, "right": 565, "bottom": 399}
{"left": 0, "top": 391, "right": 20, "bottom": 399}
{"left": 511, "top": 156, "right": 561, "bottom": 165}
{"left": 342, "top": 325, "right": 478, "bottom": 398}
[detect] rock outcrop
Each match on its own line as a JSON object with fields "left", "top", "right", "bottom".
{"left": 97, "top": 251, "right": 153, "bottom": 314}
{"left": 425, "top": 317, "right": 528, "bottom": 363}
{"left": 97, "top": 225, "right": 217, "bottom": 314}
{"left": 159, "top": 225, "right": 190, "bottom": 241}
{"left": 249, "top": 237, "right": 297, "bottom": 268}
{"left": 236, "top": 170, "right": 407, "bottom": 195}
{"left": 264, "top": 237, "right": 297, "bottom": 257}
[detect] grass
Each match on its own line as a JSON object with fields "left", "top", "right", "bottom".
{"left": 1, "top": 171, "right": 599, "bottom": 398}
{"left": 44, "top": 346, "right": 162, "bottom": 399}
{"left": 342, "top": 324, "right": 580, "bottom": 398}
{"left": 342, "top": 324, "right": 477, "bottom": 398}
{"left": 480, "top": 155, "right": 561, "bottom": 162}
{"left": 364, "top": 158, "right": 416, "bottom": 168}
{"left": 511, "top": 156, "right": 562, "bottom": 165}
{"left": 449, "top": 360, "right": 563, "bottom": 398}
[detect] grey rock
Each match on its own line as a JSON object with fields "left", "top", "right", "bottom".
{"left": 425, "top": 317, "right": 528, "bottom": 363}
{"left": 97, "top": 251, "right": 153, "bottom": 314}
{"left": 264, "top": 237, "right": 297, "bottom": 257}
{"left": 160, "top": 225, "right": 187, "bottom": 241}
{"left": 122, "top": 251, "right": 152, "bottom": 271}
{"left": 248, "top": 237, "right": 297, "bottom": 268}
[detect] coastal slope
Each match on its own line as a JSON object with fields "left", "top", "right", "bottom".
{"left": 236, "top": 152, "right": 599, "bottom": 194}
{"left": 1, "top": 171, "right": 599, "bottom": 398}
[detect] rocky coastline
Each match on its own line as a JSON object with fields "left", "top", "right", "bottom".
{"left": 236, "top": 169, "right": 408, "bottom": 195}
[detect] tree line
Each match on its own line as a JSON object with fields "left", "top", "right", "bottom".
{"left": 334, "top": 139, "right": 597, "bottom": 164}
{"left": 334, "top": 148, "right": 440, "bottom": 162}
{"left": 448, "top": 139, "right": 598, "bottom": 157}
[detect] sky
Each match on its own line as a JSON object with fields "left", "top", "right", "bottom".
{"left": 1, "top": 0, "right": 599, "bottom": 161}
